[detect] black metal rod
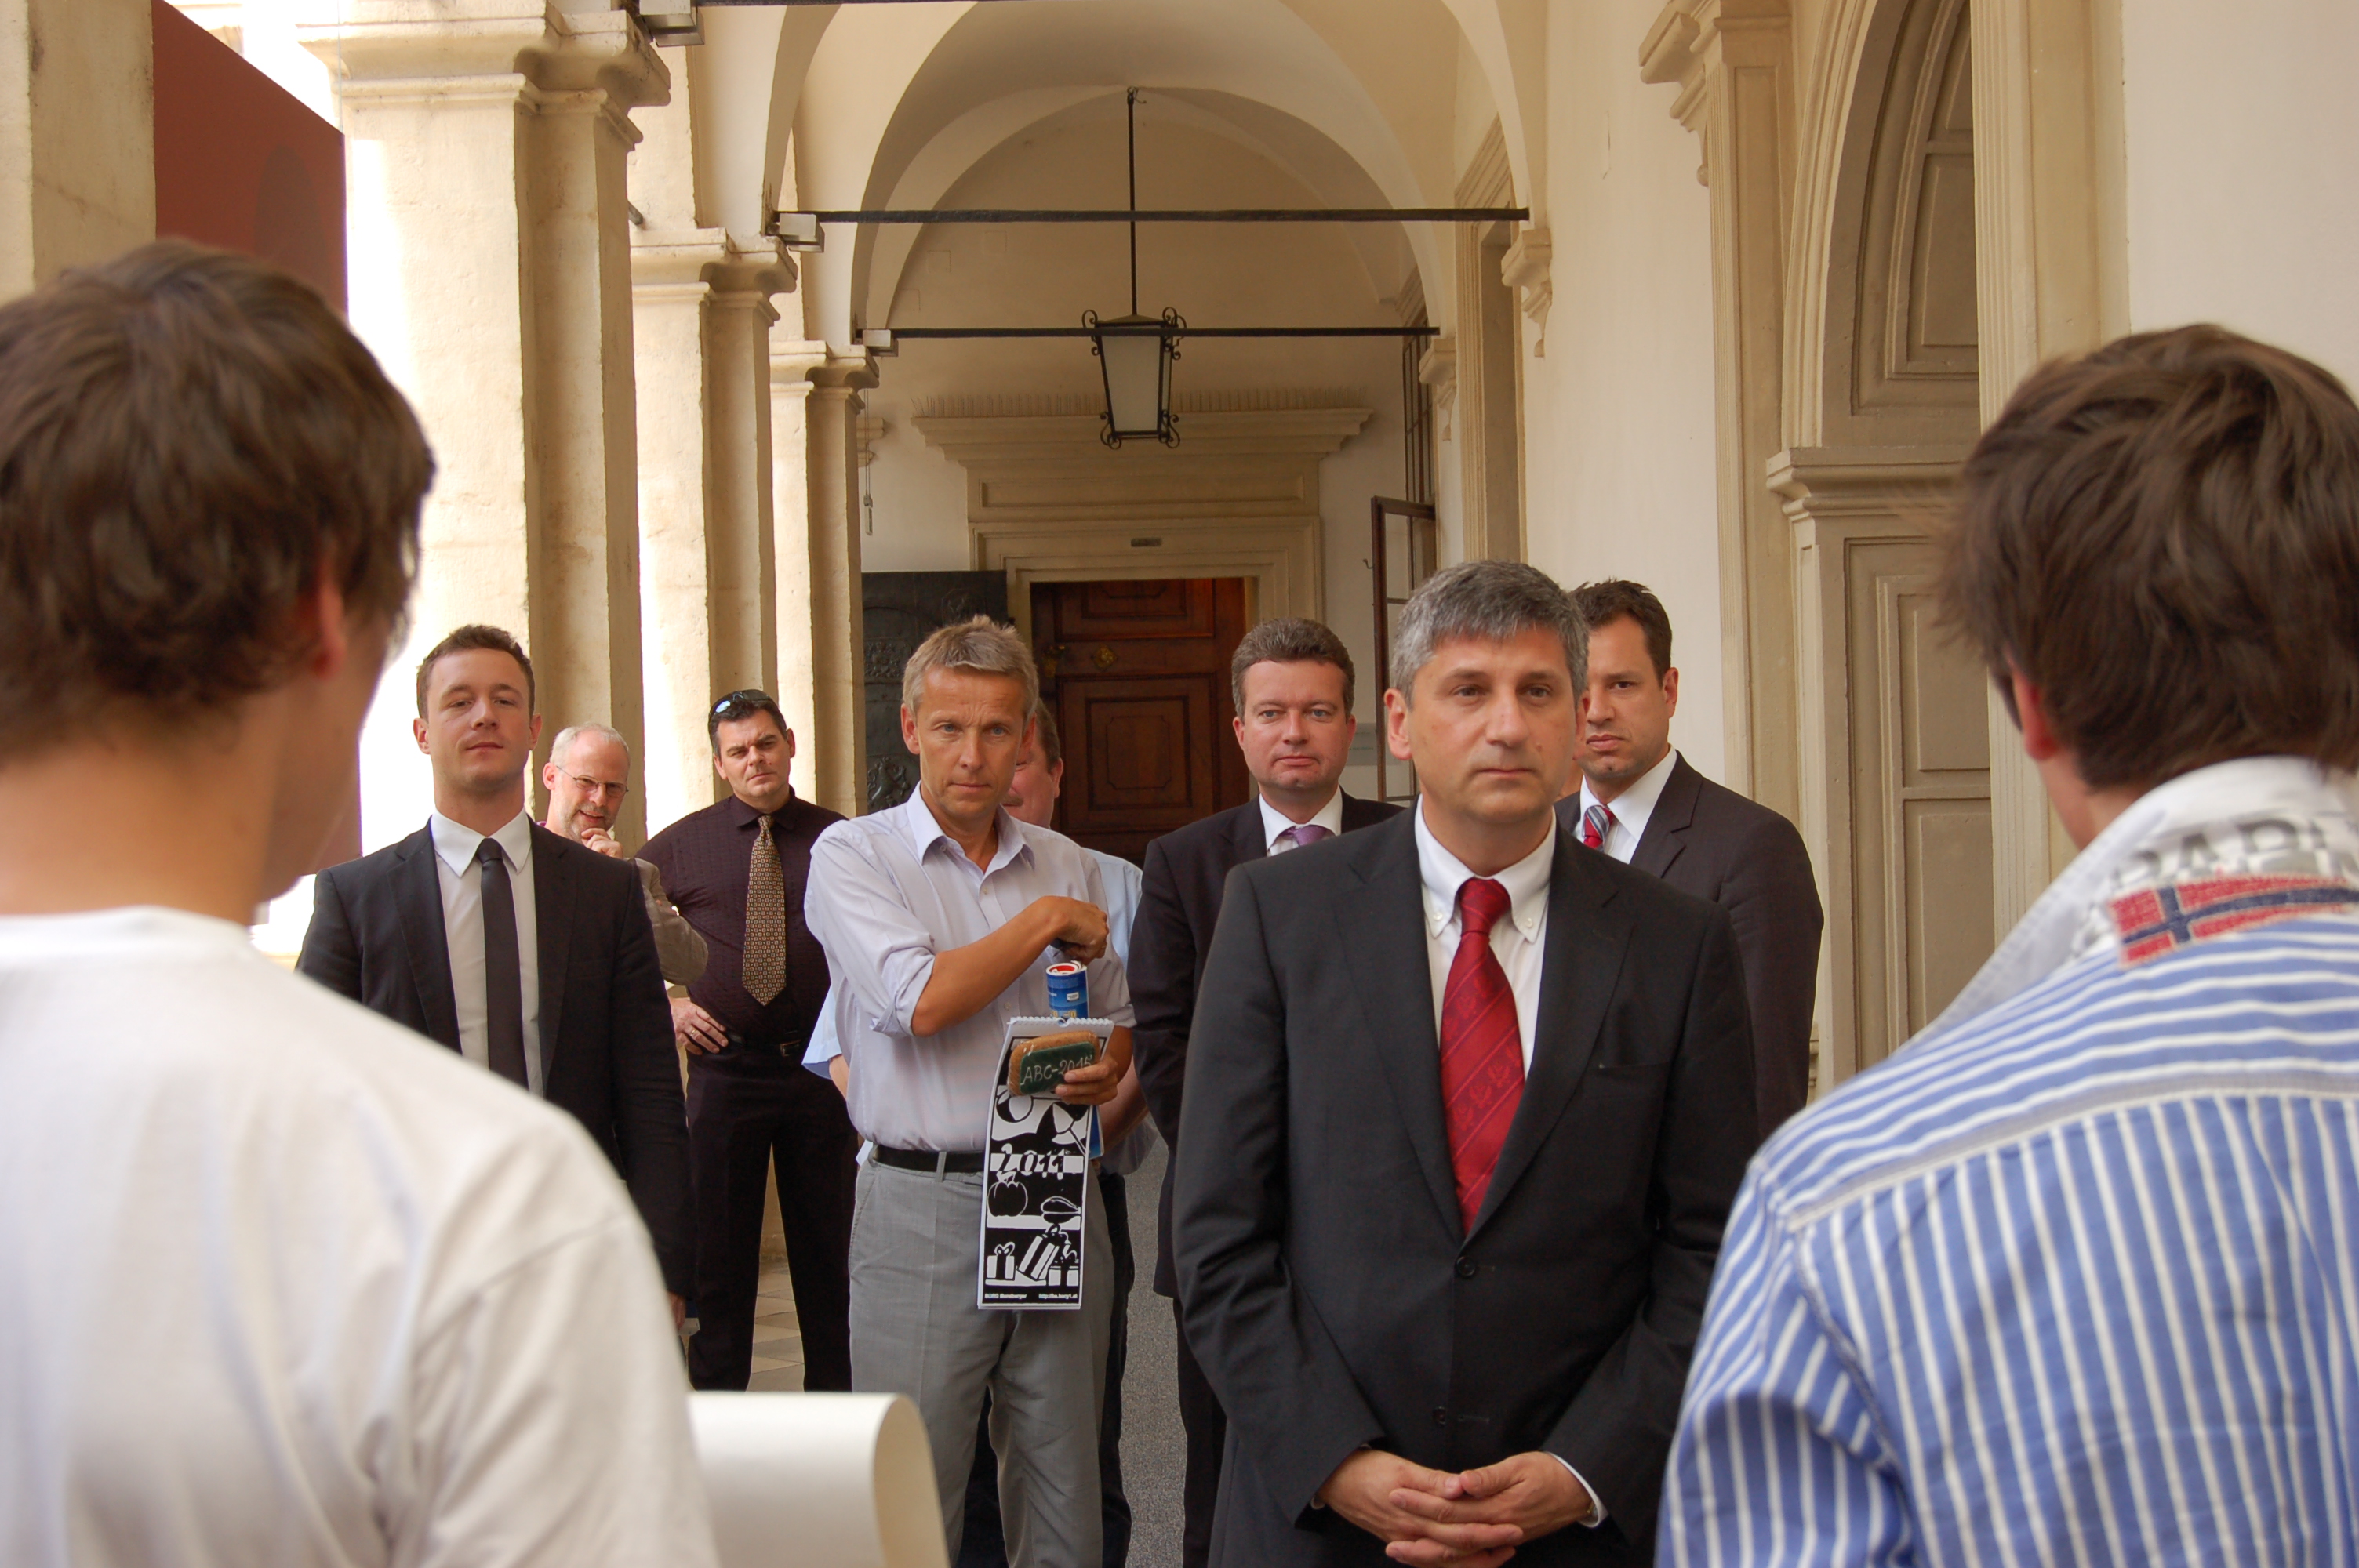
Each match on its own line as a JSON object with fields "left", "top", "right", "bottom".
{"left": 806, "top": 207, "right": 1529, "bottom": 225}
{"left": 884, "top": 326, "right": 1439, "bottom": 339}
{"left": 1127, "top": 89, "right": 1139, "bottom": 318}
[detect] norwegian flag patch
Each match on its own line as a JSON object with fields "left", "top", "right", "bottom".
{"left": 2110, "top": 875, "right": 2359, "bottom": 964}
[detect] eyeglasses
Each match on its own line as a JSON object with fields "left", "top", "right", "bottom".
{"left": 558, "top": 770, "right": 628, "bottom": 801}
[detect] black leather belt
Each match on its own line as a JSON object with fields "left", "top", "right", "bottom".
{"left": 724, "top": 1028, "right": 805, "bottom": 1057}
{"left": 872, "top": 1145, "right": 986, "bottom": 1175}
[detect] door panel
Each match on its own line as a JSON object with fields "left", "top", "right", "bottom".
{"left": 1034, "top": 578, "right": 1250, "bottom": 863}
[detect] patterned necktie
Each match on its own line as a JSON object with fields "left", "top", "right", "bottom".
{"left": 476, "top": 837, "right": 529, "bottom": 1087}
{"left": 1273, "top": 822, "right": 1332, "bottom": 853}
{"left": 1580, "top": 802, "right": 1615, "bottom": 851}
{"left": 1439, "top": 877, "right": 1523, "bottom": 1231}
{"left": 742, "top": 812, "right": 787, "bottom": 1006}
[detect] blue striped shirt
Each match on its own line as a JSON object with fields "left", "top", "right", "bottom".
{"left": 1663, "top": 914, "right": 2359, "bottom": 1565}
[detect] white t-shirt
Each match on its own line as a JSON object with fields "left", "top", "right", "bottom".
{"left": 0, "top": 907, "right": 715, "bottom": 1568}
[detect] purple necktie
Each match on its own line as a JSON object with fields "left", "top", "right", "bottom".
{"left": 1274, "top": 822, "right": 1332, "bottom": 853}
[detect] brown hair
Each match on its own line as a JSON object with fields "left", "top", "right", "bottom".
{"left": 1941, "top": 324, "right": 2359, "bottom": 790}
{"left": 1230, "top": 616, "right": 1357, "bottom": 712}
{"left": 0, "top": 240, "right": 430, "bottom": 756}
{"left": 1030, "top": 703, "right": 1064, "bottom": 768}
{"left": 1568, "top": 579, "right": 1673, "bottom": 678}
{"left": 415, "top": 625, "right": 534, "bottom": 715}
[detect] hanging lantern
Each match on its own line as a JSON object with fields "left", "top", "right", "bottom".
{"left": 1086, "top": 308, "right": 1183, "bottom": 448}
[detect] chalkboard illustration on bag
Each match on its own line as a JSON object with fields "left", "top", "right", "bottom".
{"left": 977, "top": 1015, "right": 1110, "bottom": 1309}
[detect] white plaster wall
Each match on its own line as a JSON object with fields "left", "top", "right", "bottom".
{"left": 1518, "top": 0, "right": 1725, "bottom": 786}
{"left": 2118, "top": 0, "right": 2359, "bottom": 389}
{"left": 854, "top": 111, "right": 1411, "bottom": 775}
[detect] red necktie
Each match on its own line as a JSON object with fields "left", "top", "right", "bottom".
{"left": 1580, "top": 803, "right": 1614, "bottom": 850}
{"left": 1439, "top": 877, "right": 1523, "bottom": 1230}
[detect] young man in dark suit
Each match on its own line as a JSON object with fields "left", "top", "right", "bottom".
{"left": 1130, "top": 616, "right": 1400, "bottom": 1567}
{"left": 299, "top": 626, "right": 693, "bottom": 1317}
{"left": 1558, "top": 580, "right": 1823, "bottom": 1138}
{"left": 1174, "top": 563, "right": 1756, "bottom": 1566}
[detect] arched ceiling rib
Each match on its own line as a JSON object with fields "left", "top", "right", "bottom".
{"left": 774, "top": 0, "right": 1526, "bottom": 349}
{"left": 861, "top": 89, "right": 1414, "bottom": 331}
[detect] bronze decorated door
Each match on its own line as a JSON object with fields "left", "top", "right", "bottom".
{"left": 1033, "top": 579, "right": 1251, "bottom": 863}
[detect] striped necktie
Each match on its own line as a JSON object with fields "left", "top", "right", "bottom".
{"left": 1580, "top": 802, "right": 1615, "bottom": 851}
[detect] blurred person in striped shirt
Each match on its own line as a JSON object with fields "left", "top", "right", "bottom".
{"left": 1663, "top": 325, "right": 2359, "bottom": 1566}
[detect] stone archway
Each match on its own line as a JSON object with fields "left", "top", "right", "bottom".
{"left": 1771, "top": 0, "right": 1992, "bottom": 1087}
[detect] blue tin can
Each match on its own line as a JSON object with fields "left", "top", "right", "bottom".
{"left": 1045, "top": 960, "right": 1088, "bottom": 1020}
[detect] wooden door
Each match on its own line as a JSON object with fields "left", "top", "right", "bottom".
{"left": 1033, "top": 579, "right": 1251, "bottom": 863}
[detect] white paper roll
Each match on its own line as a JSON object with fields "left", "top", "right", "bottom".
{"left": 689, "top": 1392, "right": 947, "bottom": 1568}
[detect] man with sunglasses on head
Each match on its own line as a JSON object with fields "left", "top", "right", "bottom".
{"left": 543, "top": 722, "right": 707, "bottom": 986}
{"left": 642, "top": 691, "right": 858, "bottom": 1393}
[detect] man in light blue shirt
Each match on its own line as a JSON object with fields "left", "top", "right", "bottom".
{"left": 805, "top": 619, "right": 1133, "bottom": 1568}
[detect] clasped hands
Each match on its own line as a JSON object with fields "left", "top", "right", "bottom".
{"left": 1318, "top": 1448, "right": 1592, "bottom": 1567}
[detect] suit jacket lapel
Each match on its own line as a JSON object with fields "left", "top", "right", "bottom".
{"left": 394, "top": 827, "right": 463, "bottom": 1052}
{"left": 1334, "top": 815, "right": 1461, "bottom": 1236}
{"left": 533, "top": 826, "right": 575, "bottom": 1073}
{"left": 1229, "top": 799, "right": 1268, "bottom": 870}
{"left": 1630, "top": 755, "right": 1701, "bottom": 880}
{"left": 1471, "top": 834, "right": 1633, "bottom": 1237}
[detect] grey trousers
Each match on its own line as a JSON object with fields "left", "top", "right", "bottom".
{"left": 850, "top": 1160, "right": 1113, "bottom": 1568}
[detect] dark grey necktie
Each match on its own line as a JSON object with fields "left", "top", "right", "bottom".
{"left": 476, "top": 837, "right": 529, "bottom": 1087}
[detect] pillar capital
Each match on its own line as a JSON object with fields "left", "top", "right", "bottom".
{"left": 770, "top": 336, "right": 832, "bottom": 389}
{"left": 297, "top": 2, "right": 667, "bottom": 113}
{"left": 631, "top": 228, "right": 794, "bottom": 307}
{"left": 806, "top": 351, "right": 880, "bottom": 396}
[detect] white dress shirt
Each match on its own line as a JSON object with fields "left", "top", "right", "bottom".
{"left": 428, "top": 808, "right": 543, "bottom": 1094}
{"left": 805, "top": 794, "right": 1136, "bottom": 1152}
{"left": 0, "top": 907, "right": 714, "bottom": 1568}
{"left": 1413, "top": 803, "right": 1554, "bottom": 1069}
{"left": 1257, "top": 787, "right": 1346, "bottom": 851}
{"left": 1576, "top": 746, "right": 1678, "bottom": 864}
{"left": 1409, "top": 804, "right": 1606, "bottom": 1523}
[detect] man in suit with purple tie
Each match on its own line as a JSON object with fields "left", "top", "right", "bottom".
{"left": 1129, "top": 616, "right": 1401, "bottom": 1568}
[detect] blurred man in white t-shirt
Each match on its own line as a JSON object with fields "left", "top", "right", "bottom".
{"left": 0, "top": 242, "right": 714, "bottom": 1568}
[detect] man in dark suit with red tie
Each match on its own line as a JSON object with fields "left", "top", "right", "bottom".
{"left": 1173, "top": 564, "right": 1756, "bottom": 1565}
{"left": 299, "top": 626, "right": 693, "bottom": 1313}
{"left": 1558, "top": 580, "right": 1823, "bottom": 1138}
{"left": 1129, "top": 617, "right": 1400, "bottom": 1568}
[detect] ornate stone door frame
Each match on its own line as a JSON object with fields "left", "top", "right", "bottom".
{"left": 912, "top": 406, "right": 1372, "bottom": 641}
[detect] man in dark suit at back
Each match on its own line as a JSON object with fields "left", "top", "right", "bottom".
{"left": 300, "top": 625, "right": 693, "bottom": 1316}
{"left": 1558, "top": 579, "right": 1823, "bottom": 1138}
{"left": 1129, "top": 616, "right": 1399, "bottom": 1568}
{"left": 1175, "top": 562, "right": 1757, "bottom": 1565}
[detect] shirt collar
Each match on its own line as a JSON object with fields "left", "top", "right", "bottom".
{"left": 429, "top": 808, "right": 535, "bottom": 877}
{"left": 1257, "top": 787, "right": 1346, "bottom": 850}
{"left": 1413, "top": 800, "right": 1554, "bottom": 945}
{"left": 1579, "top": 746, "right": 1678, "bottom": 843}
{"left": 725, "top": 789, "right": 797, "bottom": 829}
{"left": 896, "top": 791, "right": 1030, "bottom": 876}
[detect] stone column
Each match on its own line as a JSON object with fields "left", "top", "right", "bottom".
{"left": 632, "top": 230, "right": 794, "bottom": 836}
{"left": 801, "top": 354, "right": 878, "bottom": 820}
{"left": 299, "top": 3, "right": 664, "bottom": 847}
{"left": 1641, "top": 0, "right": 1797, "bottom": 822}
{"left": 769, "top": 335, "right": 830, "bottom": 806}
{"left": 0, "top": 0, "right": 152, "bottom": 296}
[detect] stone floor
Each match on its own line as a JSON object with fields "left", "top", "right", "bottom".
{"left": 740, "top": 1144, "right": 1188, "bottom": 1567}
